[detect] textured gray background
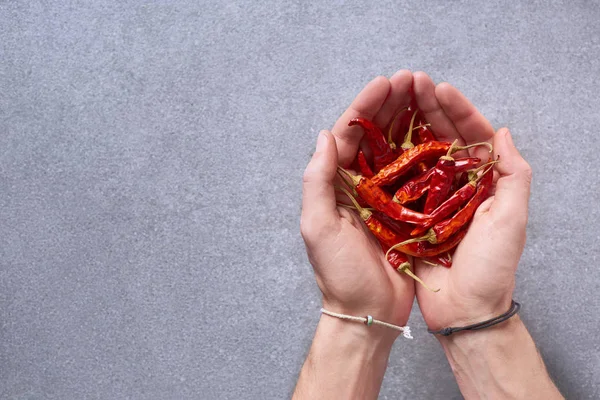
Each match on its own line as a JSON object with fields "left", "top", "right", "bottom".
{"left": 1, "top": 1, "right": 599, "bottom": 399}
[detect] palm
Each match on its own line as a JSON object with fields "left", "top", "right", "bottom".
{"left": 312, "top": 209, "right": 414, "bottom": 323}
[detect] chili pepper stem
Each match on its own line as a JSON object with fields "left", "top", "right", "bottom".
{"left": 421, "top": 259, "right": 441, "bottom": 267}
{"left": 385, "top": 231, "right": 437, "bottom": 259}
{"left": 337, "top": 166, "right": 361, "bottom": 187}
{"left": 400, "top": 110, "right": 419, "bottom": 151}
{"left": 413, "top": 123, "right": 431, "bottom": 130}
{"left": 335, "top": 185, "right": 371, "bottom": 220}
{"left": 387, "top": 106, "right": 408, "bottom": 150}
{"left": 336, "top": 202, "right": 373, "bottom": 211}
{"left": 451, "top": 141, "right": 494, "bottom": 154}
{"left": 397, "top": 262, "right": 440, "bottom": 292}
{"left": 467, "top": 158, "right": 500, "bottom": 182}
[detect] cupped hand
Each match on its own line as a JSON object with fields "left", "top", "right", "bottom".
{"left": 411, "top": 72, "right": 532, "bottom": 330}
{"left": 301, "top": 72, "right": 416, "bottom": 332}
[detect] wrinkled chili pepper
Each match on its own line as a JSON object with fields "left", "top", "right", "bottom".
{"left": 384, "top": 245, "right": 439, "bottom": 292}
{"left": 338, "top": 167, "right": 433, "bottom": 225}
{"left": 336, "top": 186, "right": 436, "bottom": 291}
{"left": 415, "top": 117, "right": 436, "bottom": 143}
{"left": 387, "top": 100, "right": 419, "bottom": 150}
{"left": 373, "top": 141, "right": 492, "bottom": 187}
{"left": 393, "top": 157, "right": 480, "bottom": 205}
{"left": 412, "top": 160, "right": 496, "bottom": 236}
{"left": 389, "top": 228, "right": 467, "bottom": 258}
{"left": 423, "top": 141, "right": 492, "bottom": 214}
{"left": 372, "top": 141, "right": 452, "bottom": 186}
{"left": 393, "top": 168, "right": 436, "bottom": 204}
{"left": 349, "top": 118, "right": 396, "bottom": 171}
{"left": 356, "top": 150, "right": 374, "bottom": 178}
{"left": 396, "top": 163, "right": 495, "bottom": 247}
{"left": 372, "top": 210, "right": 413, "bottom": 237}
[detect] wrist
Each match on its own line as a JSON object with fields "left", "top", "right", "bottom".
{"left": 316, "top": 312, "right": 398, "bottom": 355}
{"left": 293, "top": 315, "right": 396, "bottom": 400}
{"left": 438, "top": 313, "right": 523, "bottom": 352}
{"left": 437, "top": 316, "right": 561, "bottom": 399}
{"left": 426, "top": 295, "right": 513, "bottom": 331}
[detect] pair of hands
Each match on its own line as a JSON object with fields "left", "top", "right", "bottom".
{"left": 301, "top": 71, "right": 532, "bottom": 340}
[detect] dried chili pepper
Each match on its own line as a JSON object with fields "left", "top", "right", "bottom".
{"left": 349, "top": 118, "right": 396, "bottom": 171}
{"left": 336, "top": 186, "right": 437, "bottom": 291}
{"left": 415, "top": 117, "right": 436, "bottom": 143}
{"left": 412, "top": 160, "right": 497, "bottom": 236}
{"left": 372, "top": 141, "right": 452, "bottom": 186}
{"left": 393, "top": 157, "right": 480, "bottom": 205}
{"left": 371, "top": 210, "right": 414, "bottom": 237}
{"left": 373, "top": 141, "right": 493, "bottom": 187}
{"left": 393, "top": 168, "right": 436, "bottom": 204}
{"left": 394, "top": 163, "right": 496, "bottom": 248}
{"left": 384, "top": 245, "right": 439, "bottom": 292}
{"left": 387, "top": 228, "right": 467, "bottom": 258}
{"left": 338, "top": 167, "right": 433, "bottom": 225}
{"left": 356, "top": 150, "right": 374, "bottom": 178}
{"left": 423, "top": 141, "right": 492, "bottom": 214}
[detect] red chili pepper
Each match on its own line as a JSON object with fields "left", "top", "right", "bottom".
{"left": 423, "top": 157, "right": 457, "bottom": 214}
{"left": 397, "top": 163, "right": 495, "bottom": 247}
{"left": 390, "top": 228, "right": 467, "bottom": 257}
{"left": 336, "top": 186, "right": 436, "bottom": 291}
{"left": 356, "top": 150, "right": 374, "bottom": 178}
{"left": 384, "top": 245, "right": 439, "bottom": 292}
{"left": 412, "top": 160, "right": 495, "bottom": 236}
{"left": 415, "top": 118, "right": 436, "bottom": 143}
{"left": 423, "top": 141, "right": 491, "bottom": 214}
{"left": 338, "top": 167, "right": 433, "bottom": 225}
{"left": 387, "top": 101, "right": 418, "bottom": 150}
{"left": 349, "top": 118, "right": 396, "bottom": 172}
{"left": 393, "top": 168, "right": 436, "bottom": 204}
{"left": 394, "top": 157, "right": 480, "bottom": 205}
{"left": 371, "top": 141, "right": 452, "bottom": 186}
{"left": 373, "top": 141, "right": 493, "bottom": 187}
{"left": 372, "top": 210, "right": 414, "bottom": 237}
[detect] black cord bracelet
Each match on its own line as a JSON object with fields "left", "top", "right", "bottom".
{"left": 428, "top": 300, "right": 521, "bottom": 336}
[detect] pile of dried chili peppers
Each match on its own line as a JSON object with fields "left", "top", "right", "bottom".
{"left": 337, "top": 103, "right": 497, "bottom": 292}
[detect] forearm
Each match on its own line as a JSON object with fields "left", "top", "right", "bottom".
{"left": 439, "top": 316, "right": 563, "bottom": 399}
{"left": 293, "top": 315, "right": 396, "bottom": 400}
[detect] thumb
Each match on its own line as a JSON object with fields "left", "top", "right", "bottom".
{"left": 301, "top": 130, "right": 340, "bottom": 241}
{"left": 490, "top": 128, "right": 532, "bottom": 227}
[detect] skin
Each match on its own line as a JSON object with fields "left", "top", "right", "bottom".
{"left": 294, "top": 71, "right": 564, "bottom": 399}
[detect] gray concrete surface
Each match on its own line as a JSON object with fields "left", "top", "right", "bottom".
{"left": 1, "top": 1, "right": 599, "bottom": 399}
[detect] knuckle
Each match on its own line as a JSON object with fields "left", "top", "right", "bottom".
{"left": 300, "top": 214, "right": 332, "bottom": 244}
{"left": 520, "top": 162, "right": 533, "bottom": 183}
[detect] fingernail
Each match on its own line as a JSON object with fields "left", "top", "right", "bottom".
{"left": 316, "top": 130, "right": 328, "bottom": 151}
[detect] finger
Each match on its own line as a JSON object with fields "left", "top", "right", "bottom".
{"left": 489, "top": 128, "right": 532, "bottom": 226}
{"left": 331, "top": 76, "right": 391, "bottom": 167}
{"left": 301, "top": 131, "right": 340, "bottom": 240}
{"left": 413, "top": 71, "right": 463, "bottom": 144}
{"left": 435, "top": 82, "right": 496, "bottom": 161}
{"left": 373, "top": 70, "right": 413, "bottom": 129}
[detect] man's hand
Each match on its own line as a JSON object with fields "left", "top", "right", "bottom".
{"left": 301, "top": 72, "right": 416, "bottom": 330}
{"left": 411, "top": 72, "right": 562, "bottom": 399}
{"left": 411, "top": 72, "right": 532, "bottom": 328}
{"left": 294, "top": 72, "right": 416, "bottom": 400}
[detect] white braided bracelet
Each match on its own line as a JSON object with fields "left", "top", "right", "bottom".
{"left": 321, "top": 308, "right": 413, "bottom": 339}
